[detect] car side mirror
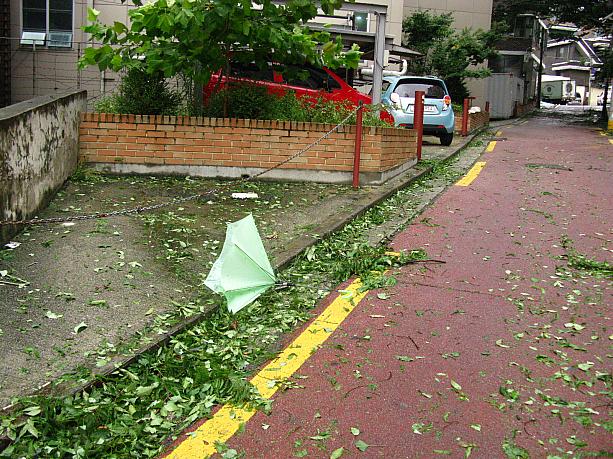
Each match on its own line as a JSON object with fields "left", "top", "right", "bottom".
{"left": 390, "top": 92, "right": 401, "bottom": 104}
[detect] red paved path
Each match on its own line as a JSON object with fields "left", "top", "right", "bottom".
{"left": 223, "top": 117, "right": 612, "bottom": 458}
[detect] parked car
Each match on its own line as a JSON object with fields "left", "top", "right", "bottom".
{"left": 204, "top": 62, "right": 391, "bottom": 118}
{"left": 379, "top": 76, "right": 455, "bottom": 146}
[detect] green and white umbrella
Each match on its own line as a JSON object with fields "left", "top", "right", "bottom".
{"left": 204, "top": 214, "right": 276, "bottom": 313}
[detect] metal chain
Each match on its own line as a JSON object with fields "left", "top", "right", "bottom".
{"left": 1, "top": 108, "right": 359, "bottom": 227}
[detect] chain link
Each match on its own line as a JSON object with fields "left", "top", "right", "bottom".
{"left": 1, "top": 108, "right": 359, "bottom": 227}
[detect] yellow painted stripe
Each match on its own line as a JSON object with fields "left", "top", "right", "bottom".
{"left": 166, "top": 277, "right": 368, "bottom": 458}
{"left": 600, "top": 131, "right": 607, "bottom": 136}
{"left": 495, "top": 130, "right": 502, "bottom": 137}
{"left": 455, "top": 161, "right": 486, "bottom": 187}
{"left": 609, "top": 139, "right": 613, "bottom": 145}
{"left": 486, "top": 141, "right": 497, "bottom": 152}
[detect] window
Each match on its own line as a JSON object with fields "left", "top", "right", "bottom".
{"left": 353, "top": 12, "right": 368, "bottom": 32}
{"left": 22, "top": 0, "right": 72, "bottom": 46}
{"left": 284, "top": 66, "right": 341, "bottom": 91}
{"left": 393, "top": 79, "right": 446, "bottom": 99}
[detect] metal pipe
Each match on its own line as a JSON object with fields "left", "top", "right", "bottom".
{"left": 414, "top": 90, "right": 424, "bottom": 161}
{"left": 352, "top": 102, "right": 364, "bottom": 188}
{"left": 371, "top": 12, "right": 386, "bottom": 105}
{"left": 461, "top": 98, "right": 469, "bottom": 136}
{"left": 536, "top": 22, "right": 547, "bottom": 109}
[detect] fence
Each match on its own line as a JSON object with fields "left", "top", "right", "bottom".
{"left": 79, "top": 113, "right": 418, "bottom": 185}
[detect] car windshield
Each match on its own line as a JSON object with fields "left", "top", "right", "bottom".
{"left": 393, "top": 79, "right": 446, "bottom": 99}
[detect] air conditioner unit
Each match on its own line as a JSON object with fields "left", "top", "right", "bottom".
{"left": 20, "top": 31, "right": 46, "bottom": 45}
{"left": 48, "top": 32, "right": 73, "bottom": 48}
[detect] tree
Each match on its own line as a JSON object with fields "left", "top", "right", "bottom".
{"left": 402, "top": 11, "right": 502, "bottom": 100}
{"left": 79, "top": 0, "right": 361, "bottom": 85}
{"left": 493, "top": 0, "right": 611, "bottom": 29}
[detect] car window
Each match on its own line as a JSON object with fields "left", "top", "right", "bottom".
{"left": 393, "top": 79, "right": 446, "bottom": 99}
{"left": 230, "top": 62, "right": 274, "bottom": 82}
{"left": 285, "top": 66, "right": 341, "bottom": 91}
{"left": 381, "top": 81, "right": 391, "bottom": 94}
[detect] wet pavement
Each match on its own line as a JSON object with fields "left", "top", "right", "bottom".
{"left": 177, "top": 115, "right": 613, "bottom": 457}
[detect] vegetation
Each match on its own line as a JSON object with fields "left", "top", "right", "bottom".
{"left": 401, "top": 10, "right": 502, "bottom": 100}
{"left": 95, "top": 81, "right": 390, "bottom": 127}
{"left": 94, "top": 68, "right": 180, "bottom": 115}
{"left": 493, "top": 0, "right": 611, "bottom": 29}
{"left": 201, "top": 84, "right": 389, "bottom": 126}
{"left": 79, "top": 0, "right": 360, "bottom": 85}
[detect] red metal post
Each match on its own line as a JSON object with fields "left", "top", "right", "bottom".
{"left": 352, "top": 102, "right": 364, "bottom": 189}
{"left": 414, "top": 90, "right": 425, "bottom": 161}
{"left": 485, "top": 100, "right": 490, "bottom": 113}
{"left": 461, "top": 98, "right": 469, "bottom": 136}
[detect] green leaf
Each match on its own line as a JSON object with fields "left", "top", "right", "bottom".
{"left": 45, "top": 311, "right": 63, "bottom": 319}
{"left": 23, "top": 406, "right": 42, "bottom": 416}
{"left": 450, "top": 380, "right": 462, "bottom": 391}
{"left": 577, "top": 362, "right": 594, "bottom": 371}
{"left": 87, "top": 7, "right": 100, "bottom": 22}
{"left": 502, "top": 437, "right": 529, "bottom": 459}
{"left": 355, "top": 440, "right": 369, "bottom": 452}
{"left": 73, "top": 322, "right": 88, "bottom": 333}
{"left": 89, "top": 299, "right": 107, "bottom": 306}
{"left": 330, "top": 447, "right": 344, "bottom": 459}
{"left": 350, "top": 427, "right": 360, "bottom": 436}
{"left": 135, "top": 382, "right": 159, "bottom": 396}
{"left": 395, "top": 355, "right": 414, "bottom": 362}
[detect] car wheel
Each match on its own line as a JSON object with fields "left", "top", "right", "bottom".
{"left": 440, "top": 133, "right": 453, "bottom": 146}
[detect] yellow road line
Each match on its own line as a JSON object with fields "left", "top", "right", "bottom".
{"left": 486, "top": 141, "right": 497, "bottom": 152}
{"left": 609, "top": 139, "right": 613, "bottom": 145}
{"left": 165, "top": 277, "right": 368, "bottom": 458}
{"left": 495, "top": 130, "right": 502, "bottom": 137}
{"left": 455, "top": 161, "right": 486, "bottom": 187}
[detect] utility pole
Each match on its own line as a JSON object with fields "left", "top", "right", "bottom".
{"left": 536, "top": 20, "right": 547, "bottom": 109}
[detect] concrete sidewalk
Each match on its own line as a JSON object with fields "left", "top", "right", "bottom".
{"left": 0, "top": 130, "right": 481, "bottom": 408}
{"left": 208, "top": 115, "right": 613, "bottom": 457}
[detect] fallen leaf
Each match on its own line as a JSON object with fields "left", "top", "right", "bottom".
{"left": 355, "top": 440, "right": 369, "bottom": 452}
{"left": 45, "top": 311, "right": 63, "bottom": 320}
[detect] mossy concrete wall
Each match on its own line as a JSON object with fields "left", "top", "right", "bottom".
{"left": 0, "top": 90, "right": 86, "bottom": 243}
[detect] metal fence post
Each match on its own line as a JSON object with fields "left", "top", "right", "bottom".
{"left": 461, "top": 98, "right": 469, "bottom": 136}
{"left": 414, "top": 90, "right": 425, "bottom": 161}
{"left": 485, "top": 100, "right": 490, "bottom": 113}
{"left": 352, "top": 102, "right": 364, "bottom": 189}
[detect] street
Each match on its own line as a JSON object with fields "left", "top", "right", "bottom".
{"left": 164, "top": 113, "right": 612, "bottom": 458}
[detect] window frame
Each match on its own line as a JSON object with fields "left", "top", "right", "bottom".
{"left": 21, "top": 0, "right": 74, "bottom": 48}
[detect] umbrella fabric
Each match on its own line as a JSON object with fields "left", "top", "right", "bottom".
{"left": 204, "top": 214, "right": 276, "bottom": 313}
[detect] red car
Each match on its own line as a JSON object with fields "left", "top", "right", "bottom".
{"left": 204, "top": 62, "right": 393, "bottom": 123}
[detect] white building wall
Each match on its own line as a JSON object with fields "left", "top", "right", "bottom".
{"left": 9, "top": 0, "right": 132, "bottom": 105}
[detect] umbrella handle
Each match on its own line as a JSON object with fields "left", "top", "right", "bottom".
{"left": 274, "top": 281, "right": 294, "bottom": 290}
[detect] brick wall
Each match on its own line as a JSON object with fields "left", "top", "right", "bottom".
{"left": 454, "top": 110, "right": 490, "bottom": 135}
{"left": 79, "top": 113, "right": 417, "bottom": 180}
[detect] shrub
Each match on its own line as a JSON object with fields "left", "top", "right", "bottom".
{"left": 95, "top": 68, "right": 180, "bottom": 115}
{"left": 202, "top": 83, "right": 389, "bottom": 127}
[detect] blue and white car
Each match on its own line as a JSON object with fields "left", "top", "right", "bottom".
{"left": 381, "top": 76, "right": 455, "bottom": 146}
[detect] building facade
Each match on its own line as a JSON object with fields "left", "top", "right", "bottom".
{"left": 6, "top": 0, "right": 132, "bottom": 105}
